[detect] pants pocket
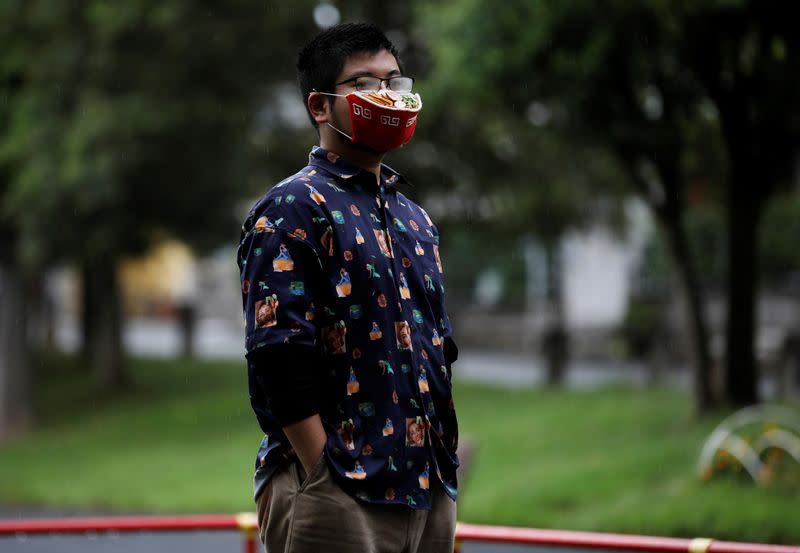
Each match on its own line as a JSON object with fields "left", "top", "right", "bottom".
{"left": 293, "top": 451, "right": 327, "bottom": 493}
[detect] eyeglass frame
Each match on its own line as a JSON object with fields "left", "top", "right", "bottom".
{"left": 332, "top": 74, "right": 415, "bottom": 92}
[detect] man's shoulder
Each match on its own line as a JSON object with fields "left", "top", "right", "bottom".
{"left": 242, "top": 166, "right": 330, "bottom": 231}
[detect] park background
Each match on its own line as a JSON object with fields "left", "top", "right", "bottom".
{"left": 1, "top": 0, "right": 799, "bottom": 546}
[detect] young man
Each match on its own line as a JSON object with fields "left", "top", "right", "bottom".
{"left": 237, "top": 22, "right": 459, "bottom": 553}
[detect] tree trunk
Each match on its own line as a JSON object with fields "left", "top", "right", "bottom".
{"left": 660, "top": 215, "right": 715, "bottom": 413}
{"left": 724, "top": 172, "right": 760, "bottom": 406}
{"left": 623, "top": 156, "right": 716, "bottom": 413}
{"left": 82, "top": 255, "right": 129, "bottom": 391}
{"left": 0, "top": 258, "right": 32, "bottom": 440}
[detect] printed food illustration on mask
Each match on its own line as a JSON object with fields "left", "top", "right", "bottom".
{"left": 359, "top": 89, "right": 421, "bottom": 110}
{"left": 323, "top": 88, "right": 423, "bottom": 151}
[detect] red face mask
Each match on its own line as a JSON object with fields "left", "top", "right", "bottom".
{"left": 320, "top": 90, "right": 422, "bottom": 152}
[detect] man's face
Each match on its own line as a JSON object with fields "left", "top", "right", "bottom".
{"left": 329, "top": 49, "right": 401, "bottom": 143}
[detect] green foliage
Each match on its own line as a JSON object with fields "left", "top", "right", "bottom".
{"left": 638, "top": 196, "right": 800, "bottom": 292}
{"left": 760, "top": 193, "right": 800, "bottom": 284}
{"left": 0, "top": 1, "right": 320, "bottom": 265}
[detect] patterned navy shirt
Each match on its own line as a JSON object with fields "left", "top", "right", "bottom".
{"left": 237, "top": 146, "right": 459, "bottom": 510}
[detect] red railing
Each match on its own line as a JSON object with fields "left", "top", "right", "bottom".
{"left": 0, "top": 515, "right": 797, "bottom": 553}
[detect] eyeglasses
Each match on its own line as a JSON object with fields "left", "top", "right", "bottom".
{"left": 334, "top": 75, "right": 415, "bottom": 93}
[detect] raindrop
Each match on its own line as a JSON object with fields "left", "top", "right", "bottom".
{"left": 527, "top": 101, "right": 551, "bottom": 127}
{"left": 313, "top": 3, "right": 340, "bottom": 29}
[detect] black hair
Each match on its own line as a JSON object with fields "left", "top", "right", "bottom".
{"left": 296, "top": 22, "right": 402, "bottom": 127}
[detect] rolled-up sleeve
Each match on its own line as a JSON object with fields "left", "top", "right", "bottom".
{"left": 237, "top": 180, "right": 330, "bottom": 426}
{"left": 239, "top": 227, "right": 323, "bottom": 352}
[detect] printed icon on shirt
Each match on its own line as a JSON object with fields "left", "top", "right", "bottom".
{"left": 358, "top": 402, "right": 376, "bottom": 417}
{"left": 321, "top": 226, "right": 334, "bottom": 256}
{"left": 289, "top": 281, "right": 304, "bottom": 296}
{"left": 322, "top": 321, "right": 347, "bottom": 354}
{"left": 272, "top": 244, "right": 294, "bottom": 272}
{"left": 398, "top": 272, "right": 411, "bottom": 299}
{"left": 395, "top": 321, "right": 413, "bottom": 351}
{"left": 393, "top": 217, "right": 407, "bottom": 232}
{"left": 431, "top": 328, "right": 442, "bottom": 346}
{"left": 418, "top": 367, "right": 430, "bottom": 393}
{"left": 254, "top": 294, "right": 279, "bottom": 328}
{"left": 254, "top": 216, "right": 275, "bottom": 233}
{"left": 345, "top": 460, "right": 367, "bottom": 480}
{"left": 355, "top": 227, "right": 365, "bottom": 244}
{"left": 336, "top": 268, "right": 352, "bottom": 297}
{"left": 409, "top": 219, "right": 420, "bottom": 231}
{"left": 332, "top": 210, "right": 345, "bottom": 224}
{"left": 377, "top": 293, "right": 388, "bottom": 308}
{"left": 369, "top": 322, "right": 383, "bottom": 340}
{"left": 424, "top": 273, "right": 435, "bottom": 292}
{"left": 338, "top": 418, "right": 356, "bottom": 450}
{"left": 366, "top": 262, "right": 380, "bottom": 279}
{"left": 346, "top": 367, "right": 359, "bottom": 396}
{"left": 421, "top": 208, "right": 433, "bottom": 227}
{"left": 350, "top": 204, "right": 361, "bottom": 216}
{"left": 305, "top": 183, "right": 326, "bottom": 204}
{"left": 305, "top": 302, "right": 315, "bottom": 321}
{"left": 432, "top": 244, "right": 443, "bottom": 273}
{"left": 415, "top": 240, "right": 425, "bottom": 256}
{"left": 405, "top": 417, "right": 425, "bottom": 447}
{"left": 379, "top": 359, "right": 394, "bottom": 375}
{"left": 349, "top": 304, "right": 363, "bottom": 319}
{"left": 418, "top": 462, "right": 430, "bottom": 490}
{"left": 382, "top": 417, "right": 394, "bottom": 436}
{"left": 373, "top": 229, "right": 394, "bottom": 258}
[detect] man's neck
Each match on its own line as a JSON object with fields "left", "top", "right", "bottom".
{"left": 320, "top": 134, "right": 385, "bottom": 184}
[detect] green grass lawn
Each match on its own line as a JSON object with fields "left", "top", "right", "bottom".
{"left": 0, "top": 355, "right": 797, "bottom": 544}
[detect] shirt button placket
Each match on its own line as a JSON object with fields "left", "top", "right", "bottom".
{"left": 379, "top": 184, "right": 425, "bottom": 417}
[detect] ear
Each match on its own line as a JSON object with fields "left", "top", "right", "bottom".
{"left": 307, "top": 91, "right": 330, "bottom": 126}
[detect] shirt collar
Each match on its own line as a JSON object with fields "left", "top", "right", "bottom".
{"left": 307, "top": 146, "right": 408, "bottom": 191}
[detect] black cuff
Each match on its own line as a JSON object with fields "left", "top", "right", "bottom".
{"left": 443, "top": 335, "right": 459, "bottom": 368}
{"left": 247, "top": 344, "right": 321, "bottom": 426}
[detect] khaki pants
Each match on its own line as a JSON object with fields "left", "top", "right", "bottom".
{"left": 256, "top": 456, "right": 456, "bottom": 553}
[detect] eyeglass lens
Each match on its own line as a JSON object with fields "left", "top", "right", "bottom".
{"left": 355, "top": 76, "right": 413, "bottom": 92}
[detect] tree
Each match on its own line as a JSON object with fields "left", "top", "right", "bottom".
{"left": 415, "top": 1, "right": 692, "bottom": 390}
{"left": 683, "top": 1, "right": 800, "bottom": 405}
{"left": 0, "top": 1, "right": 320, "bottom": 391}
{"left": 419, "top": 0, "right": 800, "bottom": 410}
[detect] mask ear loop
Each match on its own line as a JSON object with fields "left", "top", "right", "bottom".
{"left": 310, "top": 89, "right": 354, "bottom": 142}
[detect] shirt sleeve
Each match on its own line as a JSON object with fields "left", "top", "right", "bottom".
{"left": 238, "top": 226, "right": 323, "bottom": 352}
{"left": 237, "top": 178, "right": 330, "bottom": 353}
{"left": 237, "top": 178, "right": 331, "bottom": 425}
